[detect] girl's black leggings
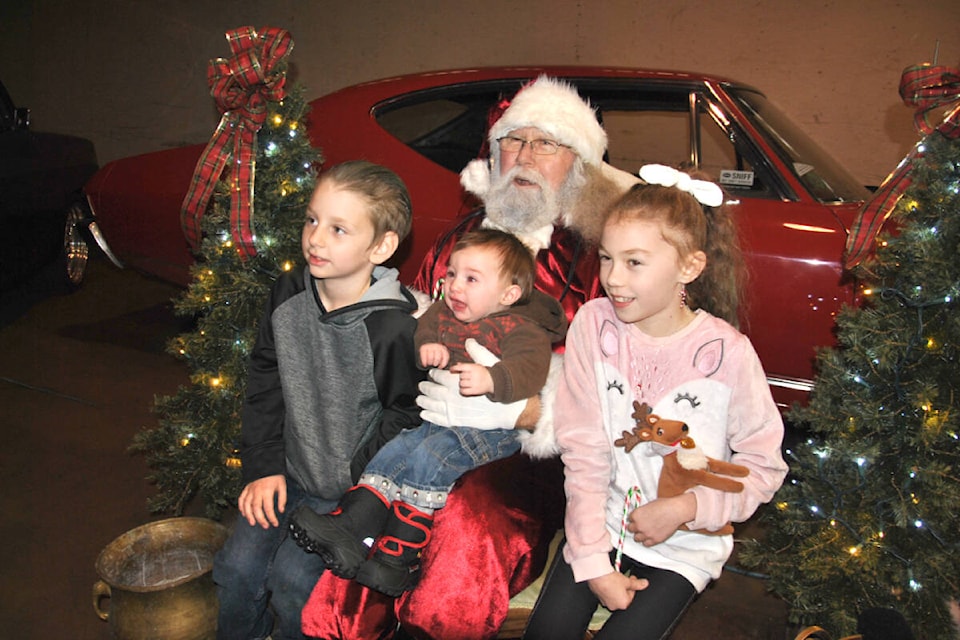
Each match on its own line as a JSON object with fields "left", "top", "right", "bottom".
{"left": 522, "top": 539, "right": 697, "bottom": 640}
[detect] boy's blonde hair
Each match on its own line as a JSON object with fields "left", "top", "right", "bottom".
{"left": 452, "top": 228, "right": 536, "bottom": 303}
{"left": 319, "top": 161, "right": 412, "bottom": 242}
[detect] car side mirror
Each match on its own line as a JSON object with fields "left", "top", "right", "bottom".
{"left": 14, "top": 106, "right": 30, "bottom": 130}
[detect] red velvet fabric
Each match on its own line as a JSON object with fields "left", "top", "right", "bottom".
{"left": 302, "top": 572, "right": 395, "bottom": 640}
{"left": 302, "top": 456, "right": 564, "bottom": 639}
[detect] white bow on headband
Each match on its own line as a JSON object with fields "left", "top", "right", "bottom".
{"left": 638, "top": 164, "right": 724, "bottom": 208}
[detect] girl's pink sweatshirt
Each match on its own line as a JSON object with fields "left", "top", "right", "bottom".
{"left": 555, "top": 299, "right": 788, "bottom": 591}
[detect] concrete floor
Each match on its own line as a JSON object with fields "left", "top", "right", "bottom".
{"left": 0, "top": 256, "right": 792, "bottom": 639}
{"left": 1, "top": 257, "right": 192, "bottom": 639}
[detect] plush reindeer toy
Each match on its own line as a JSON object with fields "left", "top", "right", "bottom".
{"left": 614, "top": 401, "right": 749, "bottom": 535}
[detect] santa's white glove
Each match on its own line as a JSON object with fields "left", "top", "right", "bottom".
{"left": 416, "top": 339, "right": 525, "bottom": 430}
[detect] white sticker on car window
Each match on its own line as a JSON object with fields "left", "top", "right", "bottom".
{"left": 719, "top": 169, "right": 754, "bottom": 187}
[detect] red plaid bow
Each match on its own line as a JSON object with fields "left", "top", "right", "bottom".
{"left": 180, "top": 26, "right": 294, "bottom": 258}
{"left": 844, "top": 63, "right": 960, "bottom": 269}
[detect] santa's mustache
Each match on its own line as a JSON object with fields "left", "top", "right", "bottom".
{"left": 484, "top": 163, "right": 560, "bottom": 234}
{"left": 493, "top": 165, "right": 550, "bottom": 192}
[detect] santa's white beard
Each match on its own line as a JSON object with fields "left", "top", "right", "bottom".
{"left": 483, "top": 163, "right": 586, "bottom": 233}
{"left": 483, "top": 167, "right": 556, "bottom": 231}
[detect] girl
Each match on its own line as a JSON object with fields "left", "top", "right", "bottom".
{"left": 523, "top": 167, "right": 788, "bottom": 640}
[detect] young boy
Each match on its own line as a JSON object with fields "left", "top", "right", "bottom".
{"left": 212, "top": 161, "right": 424, "bottom": 640}
{"left": 290, "top": 228, "right": 567, "bottom": 596}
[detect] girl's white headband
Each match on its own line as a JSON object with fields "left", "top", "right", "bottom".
{"left": 638, "top": 164, "right": 724, "bottom": 208}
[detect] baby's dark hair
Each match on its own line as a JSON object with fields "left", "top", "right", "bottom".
{"left": 604, "top": 182, "right": 746, "bottom": 327}
{"left": 319, "top": 160, "right": 412, "bottom": 242}
{"left": 452, "top": 228, "right": 536, "bottom": 303}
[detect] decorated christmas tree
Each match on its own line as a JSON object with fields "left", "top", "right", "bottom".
{"left": 741, "top": 64, "right": 960, "bottom": 638}
{"left": 130, "top": 28, "right": 322, "bottom": 517}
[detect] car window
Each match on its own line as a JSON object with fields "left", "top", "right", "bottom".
{"left": 374, "top": 78, "right": 779, "bottom": 201}
{"left": 375, "top": 82, "right": 525, "bottom": 173}
{"left": 698, "top": 98, "right": 780, "bottom": 199}
{"left": 582, "top": 83, "right": 779, "bottom": 199}
{"left": 603, "top": 110, "right": 687, "bottom": 170}
{"left": 376, "top": 99, "right": 465, "bottom": 142}
{"left": 600, "top": 106, "right": 774, "bottom": 197}
{"left": 728, "top": 88, "right": 869, "bottom": 203}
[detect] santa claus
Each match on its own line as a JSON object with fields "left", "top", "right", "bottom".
{"left": 301, "top": 75, "right": 638, "bottom": 640}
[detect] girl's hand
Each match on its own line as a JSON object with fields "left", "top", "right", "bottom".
{"left": 419, "top": 343, "right": 450, "bottom": 369}
{"left": 587, "top": 571, "right": 649, "bottom": 611}
{"left": 626, "top": 493, "right": 697, "bottom": 546}
{"left": 238, "top": 474, "right": 287, "bottom": 529}
{"left": 450, "top": 362, "right": 494, "bottom": 396}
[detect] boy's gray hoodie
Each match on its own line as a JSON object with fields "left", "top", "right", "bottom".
{"left": 240, "top": 265, "right": 423, "bottom": 499}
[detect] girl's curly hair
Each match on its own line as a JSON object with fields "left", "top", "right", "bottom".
{"left": 603, "top": 181, "right": 747, "bottom": 328}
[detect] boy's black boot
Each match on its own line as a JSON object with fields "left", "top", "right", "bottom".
{"left": 289, "top": 485, "right": 390, "bottom": 579}
{"left": 355, "top": 501, "right": 433, "bottom": 597}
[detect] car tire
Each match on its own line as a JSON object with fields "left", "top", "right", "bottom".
{"left": 60, "top": 200, "right": 91, "bottom": 291}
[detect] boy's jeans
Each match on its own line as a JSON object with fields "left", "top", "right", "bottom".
{"left": 361, "top": 422, "right": 520, "bottom": 510}
{"left": 213, "top": 479, "right": 336, "bottom": 640}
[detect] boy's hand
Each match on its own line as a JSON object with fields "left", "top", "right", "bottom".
{"left": 450, "top": 362, "right": 494, "bottom": 396}
{"left": 419, "top": 343, "right": 450, "bottom": 369}
{"left": 238, "top": 474, "right": 287, "bottom": 529}
{"left": 588, "top": 571, "right": 649, "bottom": 610}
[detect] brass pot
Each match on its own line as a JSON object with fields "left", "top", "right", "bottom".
{"left": 93, "top": 517, "right": 228, "bottom": 640}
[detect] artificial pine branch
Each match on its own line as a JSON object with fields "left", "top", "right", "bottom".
{"left": 130, "top": 86, "right": 322, "bottom": 519}
{"left": 740, "top": 131, "right": 960, "bottom": 638}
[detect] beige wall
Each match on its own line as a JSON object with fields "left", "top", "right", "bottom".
{"left": 2, "top": 0, "right": 958, "bottom": 186}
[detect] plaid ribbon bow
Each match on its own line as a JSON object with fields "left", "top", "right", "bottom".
{"left": 180, "top": 26, "right": 293, "bottom": 258}
{"left": 844, "top": 63, "right": 960, "bottom": 269}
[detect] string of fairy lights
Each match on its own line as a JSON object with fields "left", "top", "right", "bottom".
{"left": 161, "top": 94, "right": 318, "bottom": 476}
{"left": 778, "top": 162, "right": 959, "bottom": 600}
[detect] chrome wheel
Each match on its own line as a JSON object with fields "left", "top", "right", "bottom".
{"left": 62, "top": 201, "right": 90, "bottom": 289}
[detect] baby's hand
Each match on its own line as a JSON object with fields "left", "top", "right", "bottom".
{"left": 450, "top": 362, "right": 494, "bottom": 396}
{"left": 419, "top": 343, "right": 450, "bottom": 369}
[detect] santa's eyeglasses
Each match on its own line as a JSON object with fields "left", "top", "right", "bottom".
{"left": 497, "top": 136, "right": 570, "bottom": 155}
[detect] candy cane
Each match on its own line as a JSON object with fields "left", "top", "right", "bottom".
{"left": 615, "top": 486, "right": 642, "bottom": 572}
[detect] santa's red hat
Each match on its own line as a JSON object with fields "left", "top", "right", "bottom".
{"left": 490, "top": 76, "right": 606, "bottom": 166}
{"left": 461, "top": 76, "right": 637, "bottom": 198}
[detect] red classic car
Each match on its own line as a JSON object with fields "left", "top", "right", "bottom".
{"left": 81, "top": 66, "right": 871, "bottom": 408}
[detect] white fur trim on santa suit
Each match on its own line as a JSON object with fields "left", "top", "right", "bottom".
{"left": 410, "top": 286, "right": 433, "bottom": 319}
{"left": 480, "top": 216, "right": 554, "bottom": 254}
{"left": 517, "top": 352, "right": 564, "bottom": 459}
{"left": 459, "top": 157, "right": 493, "bottom": 199}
